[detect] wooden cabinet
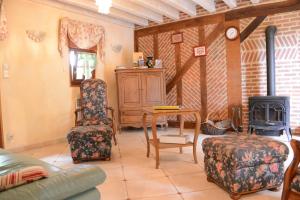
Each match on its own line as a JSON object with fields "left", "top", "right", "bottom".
{"left": 116, "top": 68, "right": 167, "bottom": 129}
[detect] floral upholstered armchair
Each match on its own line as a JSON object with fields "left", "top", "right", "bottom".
{"left": 75, "top": 79, "right": 117, "bottom": 145}
{"left": 67, "top": 79, "right": 117, "bottom": 163}
{"left": 282, "top": 139, "right": 300, "bottom": 200}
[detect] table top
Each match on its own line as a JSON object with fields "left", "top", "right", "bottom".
{"left": 143, "top": 108, "right": 200, "bottom": 115}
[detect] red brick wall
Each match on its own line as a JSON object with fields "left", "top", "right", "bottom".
{"left": 137, "top": 25, "right": 228, "bottom": 121}
{"left": 137, "top": 10, "right": 300, "bottom": 132}
{"left": 240, "top": 10, "right": 300, "bottom": 133}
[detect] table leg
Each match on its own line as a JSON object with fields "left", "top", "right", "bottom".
{"left": 152, "top": 116, "right": 160, "bottom": 169}
{"left": 143, "top": 113, "right": 150, "bottom": 158}
{"left": 179, "top": 115, "right": 184, "bottom": 154}
{"left": 193, "top": 112, "right": 201, "bottom": 164}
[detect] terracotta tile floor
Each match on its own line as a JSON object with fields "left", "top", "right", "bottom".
{"left": 21, "top": 128, "right": 296, "bottom": 200}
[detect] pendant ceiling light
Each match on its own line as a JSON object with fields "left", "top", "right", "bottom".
{"left": 96, "top": 0, "right": 112, "bottom": 14}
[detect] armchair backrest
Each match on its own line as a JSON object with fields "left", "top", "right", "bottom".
{"left": 80, "top": 79, "right": 108, "bottom": 121}
{"left": 282, "top": 139, "right": 300, "bottom": 200}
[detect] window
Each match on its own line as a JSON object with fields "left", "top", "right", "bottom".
{"left": 69, "top": 49, "right": 97, "bottom": 86}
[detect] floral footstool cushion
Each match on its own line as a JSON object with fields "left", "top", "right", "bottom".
{"left": 67, "top": 124, "right": 113, "bottom": 163}
{"left": 291, "top": 168, "right": 300, "bottom": 193}
{"left": 202, "top": 135, "right": 289, "bottom": 200}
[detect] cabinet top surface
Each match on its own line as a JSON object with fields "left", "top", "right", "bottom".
{"left": 115, "top": 67, "right": 165, "bottom": 73}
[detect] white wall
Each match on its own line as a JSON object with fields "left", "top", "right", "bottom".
{"left": 0, "top": 0, "right": 134, "bottom": 149}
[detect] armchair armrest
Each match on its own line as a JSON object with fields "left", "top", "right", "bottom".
{"left": 106, "top": 106, "right": 115, "bottom": 119}
{"left": 75, "top": 108, "right": 83, "bottom": 126}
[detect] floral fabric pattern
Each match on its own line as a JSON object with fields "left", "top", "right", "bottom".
{"left": 202, "top": 135, "right": 289, "bottom": 194}
{"left": 58, "top": 17, "right": 105, "bottom": 60}
{"left": 291, "top": 168, "right": 300, "bottom": 193}
{"left": 67, "top": 125, "right": 112, "bottom": 162}
{"left": 81, "top": 79, "right": 108, "bottom": 122}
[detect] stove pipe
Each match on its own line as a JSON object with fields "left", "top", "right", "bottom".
{"left": 265, "top": 26, "right": 277, "bottom": 96}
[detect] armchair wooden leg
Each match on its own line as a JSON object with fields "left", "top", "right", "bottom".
{"left": 113, "top": 133, "right": 117, "bottom": 145}
{"left": 112, "top": 122, "right": 117, "bottom": 145}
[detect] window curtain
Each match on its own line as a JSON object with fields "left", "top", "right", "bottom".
{"left": 58, "top": 17, "right": 105, "bottom": 61}
{"left": 0, "top": 0, "right": 8, "bottom": 41}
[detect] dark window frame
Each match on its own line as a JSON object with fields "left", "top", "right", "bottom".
{"left": 69, "top": 48, "right": 97, "bottom": 86}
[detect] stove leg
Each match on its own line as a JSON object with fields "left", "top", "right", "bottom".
{"left": 285, "top": 127, "right": 292, "bottom": 141}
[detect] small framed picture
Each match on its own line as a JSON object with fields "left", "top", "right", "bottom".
{"left": 193, "top": 46, "right": 207, "bottom": 57}
{"left": 171, "top": 32, "right": 183, "bottom": 44}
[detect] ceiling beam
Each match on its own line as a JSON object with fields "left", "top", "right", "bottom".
{"left": 163, "top": 0, "right": 197, "bottom": 16}
{"left": 112, "top": 0, "right": 163, "bottom": 23}
{"left": 136, "top": 1, "right": 300, "bottom": 36}
{"left": 225, "top": 0, "right": 300, "bottom": 20}
{"left": 191, "top": 0, "right": 216, "bottom": 12}
{"left": 109, "top": 8, "right": 149, "bottom": 26}
{"left": 250, "top": 0, "right": 260, "bottom": 4}
{"left": 54, "top": 0, "right": 148, "bottom": 26}
{"left": 132, "top": 0, "right": 180, "bottom": 20}
{"left": 223, "top": 0, "right": 237, "bottom": 8}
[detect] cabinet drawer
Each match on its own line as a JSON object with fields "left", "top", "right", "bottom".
{"left": 121, "top": 110, "right": 142, "bottom": 116}
{"left": 121, "top": 115, "right": 142, "bottom": 123}
{"left": 120, "top": 110, "right": 142, "bottom": 124}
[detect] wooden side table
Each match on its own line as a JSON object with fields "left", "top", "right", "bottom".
{"left": 143, "top": 108, "right": 201, "bottom": 169}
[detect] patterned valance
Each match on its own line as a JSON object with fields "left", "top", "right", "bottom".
{"left": 59, "top": 18, "right": 105, "bottom": 61}
{"left": 0, "top": 0, "right": 8, "bottom": 41}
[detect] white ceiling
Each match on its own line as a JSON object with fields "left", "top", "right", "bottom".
{"left": 53, "top": 0, "right": 262, "bottom": 27}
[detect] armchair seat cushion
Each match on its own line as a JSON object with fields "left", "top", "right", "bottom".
{"left": 67, "top": 125, "right": 112, "bottom": 162}
{"left": 291, "top": 168, "right": 300, "bottom": 193}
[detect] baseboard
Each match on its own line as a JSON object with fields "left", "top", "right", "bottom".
{"left": 7, "top": 137, "right": 66, "bottom": 153}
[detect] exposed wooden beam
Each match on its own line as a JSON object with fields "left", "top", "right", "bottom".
{"left": 250, "top": 0, "right": 260, "bottom": 4}
{"left": 163, "top": 0, "right": 197, "bottom": 16}
{"left": 191, "top": 0, "right": 216, "bottom": 12}
{"left": 135, "top": 1, "right": 300, "bottom": 36}
{"left": 225, "top": 20, "right": 242, "bottom": 118}
{"left": 166, "top": 57, "right": 197, "bottom": 93}
{"left": 132, "top": 0, "right": 180, "bottom": 20}
{"left": 225, "top": 0, "right": 300, "bottom": 20}
{"left": 166, "top": 23, "right": 224, "bottom": 93}
{"left": 54, "top": 0, "right": 148, "bottom": 26}
{"left": 136, "top": 14, "right": 224, "bottom": 37}
{"left": 223, "top": 0, "right": 237, "bottom": 8}
{"left": 198, "top": 26, "right": 207, "bottom": 121}
{"left": 175, "top": 40, "right": 183, "bottom": 113}
{"left": 240, "top": 16, "right": 266, "bottom": 43}
{"left": 153, "top": 34, "right": 159, "bottom": 59}
{"left": 112, "top": 0, "right": 163, "bottom": 23}
{"left": 109, "top": 8, "right": 149, "bottom": 26}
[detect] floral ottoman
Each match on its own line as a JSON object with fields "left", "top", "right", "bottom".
{"left": 67, "top": 125, "right": 113, "bottom": 163}
{"left": 202, "top": 135, "right": 289, "bottom": 200}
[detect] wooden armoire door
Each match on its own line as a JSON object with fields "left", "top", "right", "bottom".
{"left": 141, "top": 72, "right": 165, "bottom": 107}
{"left": 117, "top": 73, "right": 142, "bottom": 109}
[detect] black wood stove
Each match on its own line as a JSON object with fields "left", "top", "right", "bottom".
{"left": 248, "top": 26, "right": 291, "bottom": 140}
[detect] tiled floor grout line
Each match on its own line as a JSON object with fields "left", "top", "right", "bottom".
{"left": 161, "top": 168, "right": 185, "bottom": 200}
{"left": 115, "top": 136, "right": 130, "bottom": 200}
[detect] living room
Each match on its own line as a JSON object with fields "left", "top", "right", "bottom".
{"left": 0, "top": 0, "right": 300, "bottom": 199}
